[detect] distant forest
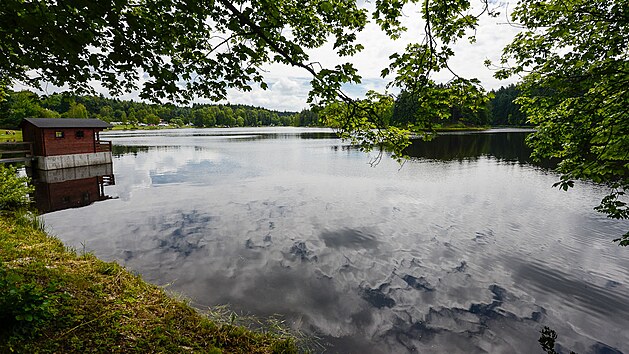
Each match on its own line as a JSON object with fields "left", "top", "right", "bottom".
{"left": 0, "top": 84, "right": 526, "bottom": 129}
{"left": 391, "top": 84, "right": 528, "bottom": 128}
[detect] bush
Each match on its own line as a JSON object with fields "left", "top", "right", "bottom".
{"left": 0, "top": 267, "right": 64, "bottom": 338}
{"left": 0, "top": 165, "right": 33, "bottom": 211}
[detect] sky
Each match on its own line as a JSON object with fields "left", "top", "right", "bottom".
{"left": 201, "top": 0, "right": 523, "bottom": 111}
{"left": 17, "top": 1, "right": 523, "bottom": 113}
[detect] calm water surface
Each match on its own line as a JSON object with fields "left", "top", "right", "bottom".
{"left": 41, "top": 127, "right": 629, "bottom": 353}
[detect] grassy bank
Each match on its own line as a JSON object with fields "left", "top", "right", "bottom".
{"left": 0, "top": 213, "right": 299, "bottom": 353}
{"left": 109, "top": 124, "right": 184, "bottom": 131}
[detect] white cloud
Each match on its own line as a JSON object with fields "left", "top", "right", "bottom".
{"left": 194, "top": 76, "right": 312, "bottom": 112}
{"left": 271, "top": 77, "right": 302, "bottom": 93}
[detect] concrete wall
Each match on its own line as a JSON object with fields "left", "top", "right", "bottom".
{"left": 35, "top": 152, "right": 112, "bottom": 170}
{"left": 36, "top": 164, "right": 113, "bottom": 183}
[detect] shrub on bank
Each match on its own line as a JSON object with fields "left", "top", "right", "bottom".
{"left": 0, "top": 165, "right": 33, "bottom": 211}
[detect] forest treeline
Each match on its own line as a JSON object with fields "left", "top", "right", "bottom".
{"left": 0, "top": 90, "right": 320, "bottom": 129}
{"left": 391, "top": 84, "right": 527, "bottom": 128}
{"left": 0, "top": 84, "right": 526, "bottom": 129}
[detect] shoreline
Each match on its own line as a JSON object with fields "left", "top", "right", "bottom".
{"left": 0, "top": 213, "right": 300, "bottom": 353}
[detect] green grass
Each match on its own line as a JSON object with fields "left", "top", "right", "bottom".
{"left": 0, "top": 213, "right": 300, "bottom": 353}
{"left": 0, "top": 130, "right": 22, "bottom": 142}
{"left": 109, "top": 124, "right": 187, "bottom": 131}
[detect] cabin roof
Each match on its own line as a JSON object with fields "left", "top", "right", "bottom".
{"left": 21, "top": 118, "right": 112, "bottom": 129}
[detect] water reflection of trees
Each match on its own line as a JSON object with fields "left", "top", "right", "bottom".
{"left": 112, "top": 145, "right": 150, "bottom": 157}
{"left": 405, "top": 133, "right": 531, "bottom": 162}
{"left": 404, "top": 132, "right": 557, "bottom": 169}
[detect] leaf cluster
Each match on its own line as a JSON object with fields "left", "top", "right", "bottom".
{"left": 497, "top": 0, "right": 629, "bottom": 243}
{"left": 538, "top": 326, "right": 577, "bottom": 354}
{"left": 320, "top": 90, "right": 412, "bottom": 162}
{"left": 0, "top": 165, "right": 34, "bottom": 212}
{"left": 324, "top": 0, "right": 496, "bottom": 161}
{"left": 0, "top": 266, "right": 65, "bottom": 338}
{"left": 1, "top": 0, "right": 367, "bottom": 103}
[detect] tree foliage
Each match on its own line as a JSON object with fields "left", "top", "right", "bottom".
{"left": 0, "top": 166, "right": 33, "bottom": 212}
{"left": 63, "top": 102, "right": 88, "bottom": 119}
{"left": 538, "top": 326, "right": 577, "bottom": 354}
{"left": 0, "top": 90, "right": 314, "bottom": 129}
{"left": 495, "top": 0, "right": 629, "bottom": 245}
{"left": 487, "top": 84, "right": 528, "bottom": 126}
{"left": 392, "top": 82, "right": 492, "bottom": 129}
{"left": 0, "top": 0, "right": 366, "bottom": 103}
{"left": 0, "top": 91, "right": 58, "bottom": 128}
{"left": 0, "top": 0, "right": 496, "bottom": 157}
{"left": 321, "top": 90, "right": 410, "bottom": 162}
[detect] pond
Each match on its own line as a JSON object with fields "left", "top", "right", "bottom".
{"left": 39, "top": 127, "right": 629, "bottom": 353}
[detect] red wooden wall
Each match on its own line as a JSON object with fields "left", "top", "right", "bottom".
{"left": 34, "top": 177, "right": 102, "bottom": 213}
{"left": 39, "top": 128, "right": 98, "bottom": 156}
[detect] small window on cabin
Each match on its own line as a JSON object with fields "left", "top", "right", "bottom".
{"left": 55, "top": 131, "right": 64, "bottom": 138}
{"left": 75, "top": 130, "right": 84, "bottom": 138}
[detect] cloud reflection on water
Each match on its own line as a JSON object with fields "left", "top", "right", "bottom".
{"left": 43, "top": 129, "right": 629, "bottom": 353}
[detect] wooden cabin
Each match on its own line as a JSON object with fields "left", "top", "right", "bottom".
{"left": 20, "top": 118, "right": 112, "bottom": 170}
